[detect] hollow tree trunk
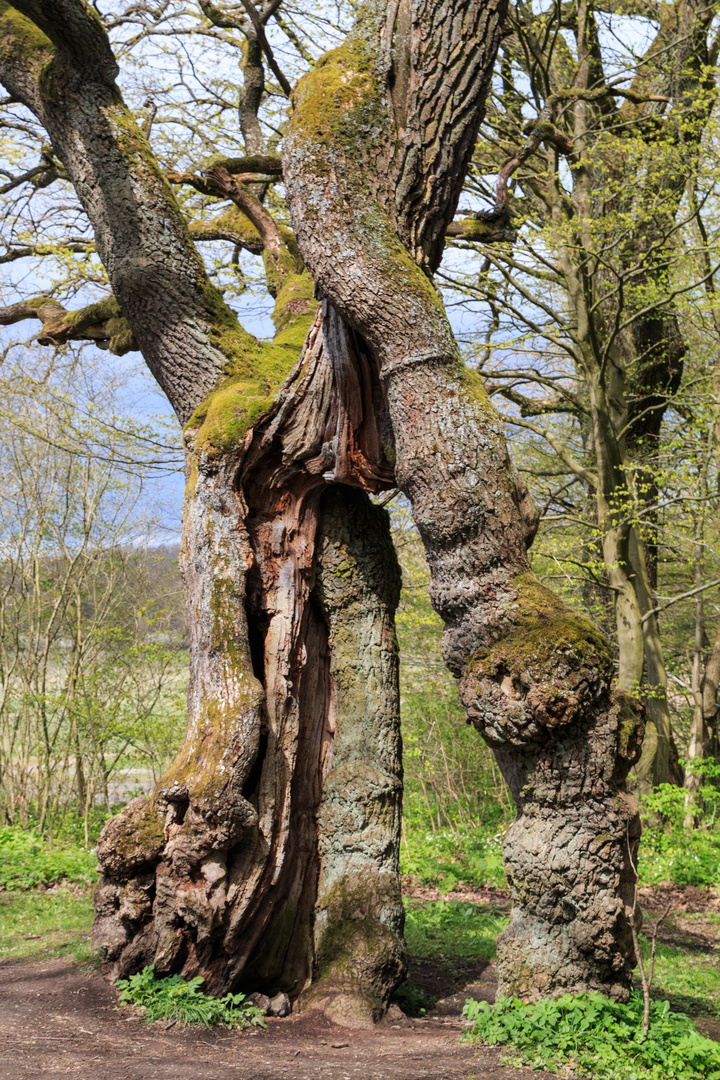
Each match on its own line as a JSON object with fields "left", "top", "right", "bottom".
{"left": 284, "top": 0, "right": 644, "bottom": 1000}
{"left": 93, "top": 307, "right": 406, "bottom": 1024}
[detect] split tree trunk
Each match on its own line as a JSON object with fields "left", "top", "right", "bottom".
{"left": 2, "top": 0, "right": 645, "bottom": 1012}
{"left": 93, "top": 306, "right": 407, "bottom": 1024}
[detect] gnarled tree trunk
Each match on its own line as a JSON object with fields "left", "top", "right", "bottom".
{"left": 1, "top": 0, "right": 643, "bottom": 1015}
{"left": 283, "top": 0, "right": 643, "bottom": 1000}
{"left": 92, "top": 305, "right": 407, "bottom": 1024}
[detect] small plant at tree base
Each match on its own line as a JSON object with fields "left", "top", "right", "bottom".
{"left": 462, "top": 992, "right": 720, "bottom": 1080}
{"left": 116, "top": 966, "right": 267, "bottom": 1029}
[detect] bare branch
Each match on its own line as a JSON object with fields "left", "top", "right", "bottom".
{"left": 505, "top": 415, "right": 599, "bottom": 488}
{"left": 238, "top": 0, "right": 292, "bottom": 96}
{"left": 642, "top": 578, "right": 720, "bottom": 625}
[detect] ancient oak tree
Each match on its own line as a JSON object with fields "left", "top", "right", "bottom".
{"left": 0, "top": 0, "right": 643, "bottom": 1020}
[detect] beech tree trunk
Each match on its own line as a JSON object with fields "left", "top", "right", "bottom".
{"left": 0, "top": 0, "right": 644, "bottom": 1015}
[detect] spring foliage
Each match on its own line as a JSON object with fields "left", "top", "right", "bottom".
{"left": 115, "top": 966, "right": 267, "bottom": 1029}
{"left": 463, "top": 992, "right": 720, "bottom": 1080}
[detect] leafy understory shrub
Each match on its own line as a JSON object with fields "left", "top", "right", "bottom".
{"left": 0, "top": 827, "right": 97, "bottom": 890}
{"left": 462, "top": 992, "right": 720, "bottom": 1080}
{"left": 639, "top": 780, "right": 720, "bottom": 888}
{"left": 116, "top": 966, "right": 267, "bottom": 1029}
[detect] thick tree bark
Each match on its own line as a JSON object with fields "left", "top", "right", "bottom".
{"left": 93, "top": 306, "right": 406, "bottom": 1022}
{"left": 284, "top": 0, "right": 643, "bottom": 1000}
{"left": 0, "top": 0, "right": 407, "bottom": 1021}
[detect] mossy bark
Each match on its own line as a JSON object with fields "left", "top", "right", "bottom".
{"left": 4, "top": 0, "right": 405, "bottom": 1024}
{"left": 92, "top": 305, "right": 404, "bottom": 1020}
{"left": 306, "top": 489, "right": 406, "bottom": 1027}
{"left": 285, "top": 0, "right": 643, "bottom": 1000}
{"left": 4, "top": 0, "right": 645, "bottom": 1009}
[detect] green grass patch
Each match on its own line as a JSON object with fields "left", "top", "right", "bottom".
{"left": 116, "top": 966, "right": 267, "bottom": 1028}
{"left": 0, "top": 826, "right": 97, "bottom": 890}
{"left": 463, "top": 992, "right": 720, "bottom": 1080}
{"left": 0, "top": 888, "right": 95, "bottom": 963}
{"left": 403, "top": 898, "right": 508, "bottom": 961}
{"left": 401, "top": 827, "right": 506, "bottom": 890}
{"left": 635, "top": 935, "right": 720, "bottom": 1017}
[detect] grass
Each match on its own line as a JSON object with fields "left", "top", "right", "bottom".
{"left": 0, "top": 826, "right": 97, "bottom": 891}
{"left": 0, "top": 824, "right": 98, "bottom": 966}
{"left": 401, "top": 823, "right": 507, "bottom": 890}
{"left": 0, "top": 888, "right": 96, "bottom": 964}
{"left": 403, "top": 897, "right": 509, "bottom": 961}
{"left": 635, "top": 932, "right": 720, "bottom": 1018}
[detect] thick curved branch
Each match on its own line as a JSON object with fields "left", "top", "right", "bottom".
{"left": 0, "top": 0, "right": 260, "bottom": 423}
{"left": 10, "top": 0, "right": 119, "bottom": 85}
{"left": 494, "top": 115, "right": 573, "bottom": 210}
{"left": 203, "top": 165, "right": 287, "bottom": 262}
{"left": 488, "top": 385, "right": 581, "bottom": 417}
{"left": 0, "top": 294, "right": 136, "bottom": 354}
{"left": 446, "top": 218, "right": 516, "bottom": 243}
{"left": 207, "top": 153, "right": 282, "bottom": 174}
{"left": 0, "top": 157, "right": 64, "bottom": 194}
{"left": 189, "top": 216, "right": 264, "bottom": 256}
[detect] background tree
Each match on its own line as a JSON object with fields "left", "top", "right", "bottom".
{"left": 0, "top": 343, "right": 187, "bottom": 844}
{"left": 0, "top": 0, "right": 643, "bottom": 1016}
{"left": 442, "top": 0, "right": 720, "bottom": 788}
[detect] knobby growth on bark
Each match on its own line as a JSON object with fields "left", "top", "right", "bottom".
{"left": 463, "top": 0, "right": 720, "bottom": 790}
{"left": 0, "top": 0, "right": 644, "bottom": 1015}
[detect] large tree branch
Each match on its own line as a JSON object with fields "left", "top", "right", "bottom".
{"left": 0, "top": 156, "right": 64, "bottom": 194}
{"left": 206, "top": 154, "right": 282, "bottom": 174}
{"left": 169, "top": 166, "right": 303, "bottom": 288}
{"left": 0, "top": 294, "right": 136, "bottom": 353}
{"left": 0, "top": 0, "right": 260, "bottom": 423}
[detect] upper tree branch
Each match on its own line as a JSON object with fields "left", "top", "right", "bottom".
{"left": 0, "top": 0, "right": 259, "bottom": 423}
{"left": 238, "top": 0, "right": 291, "bottom": 96}
{"left": 0, "top": 294, "right": 136, "bottom": 354}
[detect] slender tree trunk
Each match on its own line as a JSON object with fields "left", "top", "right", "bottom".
{"left": 685, "top": 573, "right": 706, "bottom": 828}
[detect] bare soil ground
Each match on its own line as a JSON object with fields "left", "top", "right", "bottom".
{"left": 1, "top": 883, "right": 717, "bottom": 1080}
{"left": 0, "top": 956, "right": 561, "bottom": 1080}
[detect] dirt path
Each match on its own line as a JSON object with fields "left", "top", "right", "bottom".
{"left": 0, "top": 958, "right": 560, "bottom": 1080}
{"left": 3, "top": 882, "right": 718, "bottom": 1078}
